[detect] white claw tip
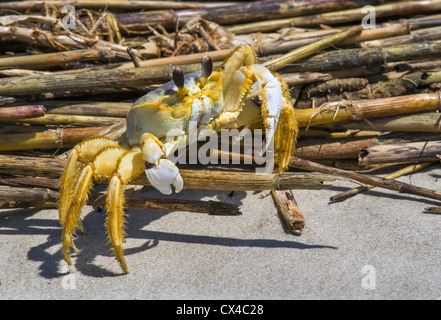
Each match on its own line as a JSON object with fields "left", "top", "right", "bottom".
{"left": 145, "top": 159, "right": 183, "bottom": 195}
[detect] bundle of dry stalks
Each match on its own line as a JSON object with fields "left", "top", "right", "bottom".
{"left": 1, "top": 0, "right": 441, "bottom": 233}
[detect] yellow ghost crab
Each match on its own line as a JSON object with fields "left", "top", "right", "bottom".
{"left": 58, "top": 44, "right": 298, "bottom": 273}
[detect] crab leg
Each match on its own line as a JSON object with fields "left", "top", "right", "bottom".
{"left": 59, "top": 137, "right": 119, "bottom": 226}
{"left": 59, "top": 148, "right": 80, "bottom": 226}
{"left": 61, "top": 145, "right": 127, "bottom": 267}
{"left": 62, "top": 163, "right": 94, "bottom": 265}
{"left": 106, "top": 174, "right": 127, "bottom": 272}
{"left": 106, "top": 149, "right": 145, "bottom": 273}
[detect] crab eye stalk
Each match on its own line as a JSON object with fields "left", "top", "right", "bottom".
{"left": 173, "top": 68, "right": 188, "bottom": 96}
{"left": 173, "top": 68, "right": 185, "bottom": 90}
{"left": 198, "top": 56, "right": 212, "bottom": 86}
{"left": 201, "top": 56, "right": 212, "bottom": 78}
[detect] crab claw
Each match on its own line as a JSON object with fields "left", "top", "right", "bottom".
{"left": 145, "top": 159, "right": 183, "bottom": 195}
{"left": 250, "top": 64, "right": 283, "bottom": 152}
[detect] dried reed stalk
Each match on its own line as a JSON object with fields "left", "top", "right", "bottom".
{"left": 321, "top": 112, "right": 441, "bottom": 133}
{"left": 262, "top": 25, "right": 363, "bottom": 72}
{"left": 0, "top": 49, "right": 116, "bottom": 70}
{"left": 271, "top": 190, "right": 305, "bottom": 233}
{"left": 0, "top": 62, "right": 190, "bottom": 96}
{"left": 359, "top": 141, "right": 441, "bottom": 165}
{"left": 364, "top": 25, "right": 441, "bottom": 47}
{"left": 0, "top": 126, "right": 105, "bottom": 151}
{"left": 0, "top": 105, "right": 45, "bottom": 119}
{"left": 228, "top": 0, "right": 441, "bottom": 34}
{"left": 330, "top": 162, "right": 435, "bottom": 203}
{"left": 0, "top": 26, "right": 138, "bottom": 60}
{"left": 295, "top": 92, "right": 441, "bottom": 128}
{"left": 0, "top": 185, "right": 241, "bottom": 215}
{"left": 108, "top": 0, "right": 379, "bottom": 31}
{"left": 0, "top": 154, "right": 335, "bottom": 191}
{"left": 260, "top": 25, "right": 410, "bottom": 56}
{"left": 290, "top": 156, "right": 441, "bottom": 202}
{"left": 295, "top": 136, "right": 379, "bottom": 160}
{"left": 45, "top": 101, "right": 132, "bottom": 117}
{"left": 116, "top": 49, "right": 230, "bottom": 70}
{"left": 0, "top": 175, "right": 59, "bottom": 190}
{"left": 0, "top": 1, "right": 225, "bottom": 11}
{"left": 282, "top": 40, "right": 441, "bottom": 73}
{"left": 0, "top": 114, "right": 121, "bottom": 126}
{"left": 423, "top": 206, "right": 441, "bottom": 214}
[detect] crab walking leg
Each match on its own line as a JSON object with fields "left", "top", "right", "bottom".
{"left": 58, "top": 137, "right": 119, "bottom": 226}
{"left": 106, "top": 174, "right": 127, "bottom": 272}
{"left": 62, "top": 164, "right": 94, "bottom": 265}
{"left": 59, "top": 148, "right": 80, "bottom": 226}
{"left": 61, "top": 146, "right": 127, "bottom": 267}
{"left": 106, "top": 149, "right": 145, "bottom": 273}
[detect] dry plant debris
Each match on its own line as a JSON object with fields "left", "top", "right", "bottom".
{"left": 1, "top": 0, "right": 441, "bottom": 239}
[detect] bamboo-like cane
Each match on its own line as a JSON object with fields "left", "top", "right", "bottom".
{"left": 295, "top": 92, "right": 441, "bottom": 128}
{"left": 262, "top": 25, "right": 363, "bottom": 72}
{"left": 0, "top": 175, "right": 59, "bottom": 190}
{"left": 281, "top": 40, "right": 441, "bottom": 74}
{"left": 0, "top": 49, "right": 117, "bottom": 70}
{"left": 359, "top": 141, "right": 441, "bottom": 165}
{"left": 0, "top": 126, "right": 105, "bottom": 151}
{"left": 7, "top": 90, "right": 439, "bottom": 130}
{"left": 0, "top": 185, "right": 241, "bottom": 215}
{"left": 0, "top": 26, "right": 139, "bottom": 60}
{"left": 364, "top": 25, "right": 441, "bottom": 48}
{"left": 290, "top": 156, "right": 441, "bottom": 203}
{"left": 320, "top": 112, "right": 441, "bottom": 133}
{"left": 0, "top": 114, "right": 121, "bottom": 127}
{"left": 4, "top": 39, "right": 441, "bottom": 97}
{"left": 0, "top": 154, "right": 335, "bottom": 191}
{"left": 295, "top": 136, "right": 379, "bottom": 160}
{"left": 106, "top": 0, "right": 378, "bottom": 31}
{"left": 45, "top": 101, "right": 132, "bottom": 117}
{"left": 261, "top": 24, "right": 410, "bottom": 56}
{"left": 330, "top": 162, "right": 436, "bottom": 203}
{"left": 228, "top": 0, "right": 441, "bottom": 34}
{"left": 0, "top": 1, "right": 225, "bottom": 11}
{"left": 0, "top": 61, "right": 192, "bottom": 96}
{"left": 5, "top": 91, "right": 441, "bottom": 151}
{"left": 0, "top": 105, "right": 45, "bottom": 119}
{"left": 115, "top": 50, "right": 230, "bottom": 70}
